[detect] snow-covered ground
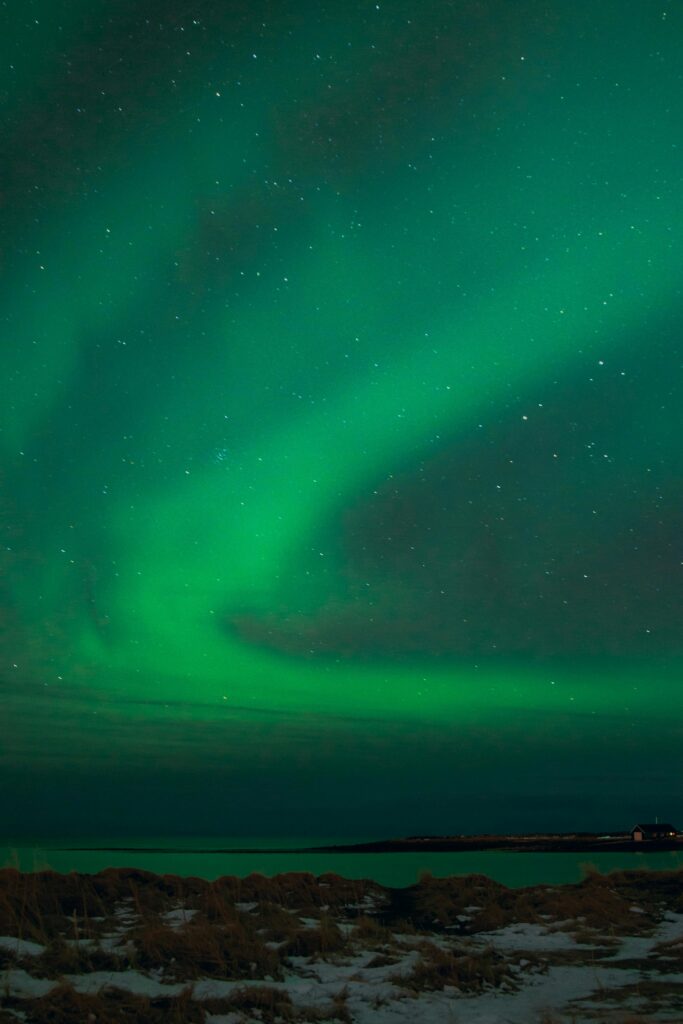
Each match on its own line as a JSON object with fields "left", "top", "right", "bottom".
{"left": 1, "top": 867, "right": 681, "bottom": 1022}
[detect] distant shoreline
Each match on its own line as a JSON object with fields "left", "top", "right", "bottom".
{"left": 57, "top": 834, "right": 683, "bottom": 855}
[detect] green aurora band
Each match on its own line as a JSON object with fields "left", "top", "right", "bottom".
{"left": 1, "top": 1, "right": 681, "bottom": 835}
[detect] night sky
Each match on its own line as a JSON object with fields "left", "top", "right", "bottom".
{"left": 1, "top": 1, "right": 681, "bottom": 839}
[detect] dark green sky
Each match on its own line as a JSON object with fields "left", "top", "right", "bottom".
{"left": 1, "top": 1, "right": 681, "bottom": 838}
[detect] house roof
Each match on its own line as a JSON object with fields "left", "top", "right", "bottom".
{"left": 631, "top": 823, "right": 677, "bottom": 832}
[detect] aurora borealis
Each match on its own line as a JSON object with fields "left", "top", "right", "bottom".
{"left": 1, "top": 1, "right": 682, "bottom": 838}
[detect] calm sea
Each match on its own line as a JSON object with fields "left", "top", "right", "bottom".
{"left": 2, "top": 838, "right": 682, "bottom": 888}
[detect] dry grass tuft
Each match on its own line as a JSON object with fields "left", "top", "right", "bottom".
{"left": 131, "top": 917, "right": 282, "bottom": 980}
{"left": 203, "top": 984, "right": 351, "bottom": 1023}
{"left": 281, "top": 916, "right": 347, "bottom": 959}
{"left": 32, "top": 936, "right": 123, "bottom": 977}
{"left": 404, "top": 873, "right": 508, "bottom": 932}
{"left": 402, "top": 865, "right": 683, "bottom": 939}
{"left": 249, "top": 899, "right": 301, "bottom": 942}
{"left": 350, "top": 914, "right": 393, "bottom": 946}
{"left": 397, "top": 939, "right": 513, "bottom": 993}
{"left": 9, "top": 981, "right": 203, "bottom": 1024}
{"left": 211, "top": 870, "right": 380, "bottom": 917}
{"left": 206, "top": 983, "right": 294, "bottom": 1021}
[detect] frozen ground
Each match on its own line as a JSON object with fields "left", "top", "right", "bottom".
{"left": 0, "top": 866, "right": 681, "bottom": 1022}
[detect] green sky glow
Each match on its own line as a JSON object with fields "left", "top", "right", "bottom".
{"left": 1, "top": 1, "right": 681, "bottom": 837}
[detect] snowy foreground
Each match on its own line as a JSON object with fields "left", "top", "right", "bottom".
{"left": 0, "top": 866, "right": 682, "bottom": 1022}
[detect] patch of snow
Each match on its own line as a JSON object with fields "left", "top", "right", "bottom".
{"left": 190, "top": 978, "right": 253, "bottom": 1000}
{"left": 234, "top": 901, "right": 258, "bottom": 912}
{"left": 390, "top": 933, "right": 424, "bottom": 947}
{"left": 606, "top": 911, "right": 683, "bottom": 961}
{"left": 98, "top": 932, "right": 133, "bottom": 953}
{"left": 64, "top": 937, "right": 96, "bottom": 949}
{"left": 1, "top": 1009, "right": 27, "bottom": 1023}
{"left": 1, "top": 969, "right": 55, "bottom": 999}
{"left": 475, "top": 922, "right": 588, "bottom": 951}
{"left": 113, "top": 900, "right": 138, "bottom": 925}
{"left": 0, "top": 936, "right": 45, "bottom": 957}
{"left": 344, "top": 895, "right": 383, "bottom": 912}
{"left": 660, "top": 911, "right": 683, "bottom": 936}
{"left": 66, "top": 969, "right": 187, "bottom": 998}
{"left": 413, "top": 963, "right": 646, "bottom": 1024}
{"left": 160, "top": 906, "right": 198, "bottom": 928}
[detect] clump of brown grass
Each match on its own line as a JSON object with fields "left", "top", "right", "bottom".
{"left": 204, "top": 984, "right": 352, "bottom": 1023}
{"left": 5, "top": 980, "right": 355, "bottom": 1024}
{"left": 318, "top": 987, "right": 353, "bottom": 1024}
{"left": 580, "top": 976, "right": 680, "bottom": 1014}
{"left": 32, "top": 937, "right": 123, "bottom": 977}
{"left": 0, "top": 867, "right": 210, "bottom": 947}
{"left": 299, "top": 988, "right": 352, "bottom": 1024}
{"left": 601, "top": 867, "right": 683, "bottom": 908}
{"left": 94, "top": 867, "right": 203, "bottom": 909}
{"left": 410, "top": 866, "right": 683, "bottom": 942}
{"left": 407, "top": 867, "right": 683, "bottom": 939}
{"left": 397, "top": 939, "right": 513, "bottom": 993}
{"left": 8, "top": 981, "right": 204, "bottom": 1024}
{"left": 200, "top": 887, "right": 241, "bottom": 925}
{"left": 211, "top": 983, "right": 294, "bottom": 1022}
{"left": 0, "top": 869, "right": 68, "bottom": 943}
{"left": 217, "top": 872, "right": 328, "bottom": 915}
{"left": 281, "top": 916, "right": 347, "bottom": 959}
{"left": 212, "top": 871, "right": 380, "bottom": 917}
{"left": 407, "top": 873, "right": 508, "bottom": 932}
{"left": 388, "top": 916, "right": 418, "bottom": 935}
{"left": 350, "top": 914, "right": 393, "bottom": 946}
{"left": 249, "top": 899, "right": 301, "bottom": 942}
{"left": 530, "top": 876, "right": 651, "bottom": 936}
{"left": 131, "top": 917, "right": 282, "bottom": 981}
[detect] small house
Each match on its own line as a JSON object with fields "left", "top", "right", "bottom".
{"left": 630, "top": 823, "right": 678, "bottom": 842}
